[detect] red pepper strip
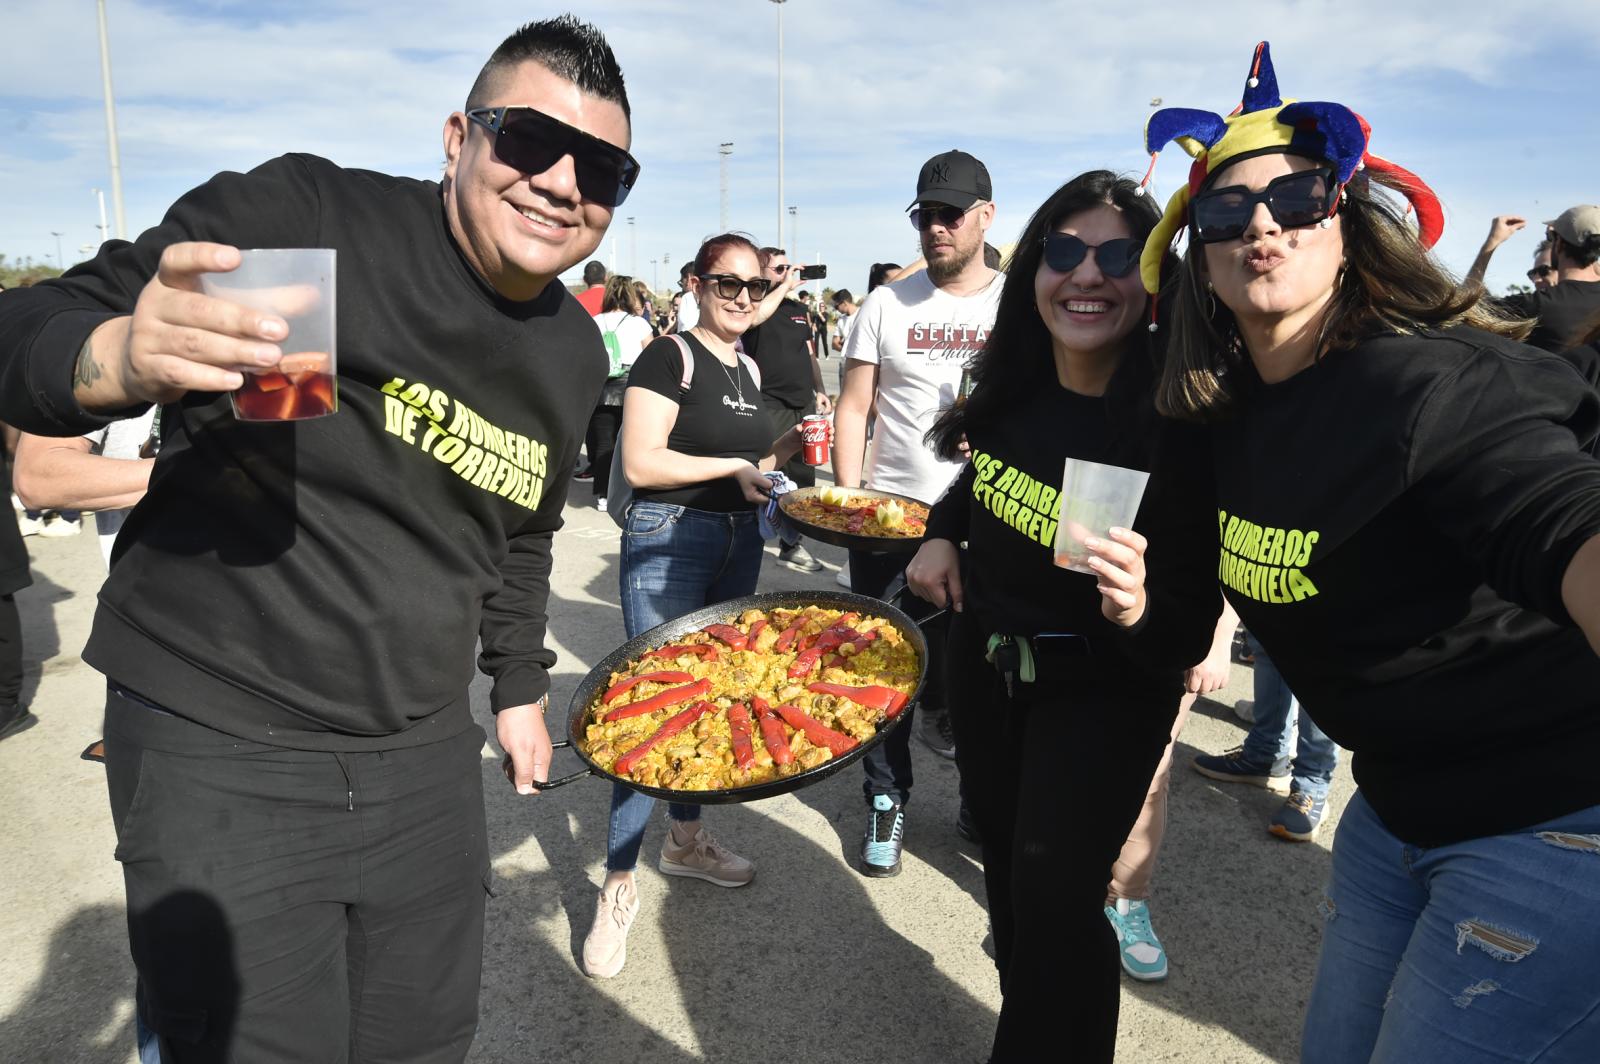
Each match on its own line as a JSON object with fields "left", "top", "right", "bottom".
{"left": 746, "top": 619, "right": 768, "bottom": 646}
{"left": 775, "top": 704, "right": 859, "bottom": 756}
{"left": 846, "top": 511, "right": 868, "bottom": 533}
{"left": 613, "top": 701, "right": 714, "bottom": 777}
{"left": 727, "top": 703, "right": 756, "bottom": 769}
{"left": 772, "top": 620, "right": 807, "bottom": 653}
{"left": 807, "top": 682, "right": 911, "bottom": 718}
{"left": 751, "top": 696, "right": 793, "bottom": 765}
{"left": 603, "top": 670, "right": 694, "bottom": 704}
{"left": 644, "top": 643, "right": 719, "bottom": 663}
{"left": 702, "top": 623, "right": 749, "bottom": 651}
{"left": 788, "top": 646, "right": 828, "bottom": 678}
{"left": 603, "top": 678, "right": 713, "bottom": 723}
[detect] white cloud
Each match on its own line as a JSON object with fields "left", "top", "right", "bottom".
{"left": 1, "top": 0, "right": 1595, "bottom": 296}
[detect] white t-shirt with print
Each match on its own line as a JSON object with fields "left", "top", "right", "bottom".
{"left": 842, "top": 269, "right": 1002, "bottom": 503}
{"left": 82, "top": 406, "right": 158, "bottom": 568}
{"left": 593, "top": 310, "right": 653, "bottom": 370}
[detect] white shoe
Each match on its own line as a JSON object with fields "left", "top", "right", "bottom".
{"left": 659, "top": 823, "right": 755, "bottom": 887}
{"left": 581, "top": 878, "right": 640, "bottom": 978}
{"left": 15, "top": 513, "right": 42, "bottom": 536}
{"left": 596, "top": 497, "right": 608, "bottom": 511}
{"left": 834, "top": 561, "right": 852, "bottom": 588}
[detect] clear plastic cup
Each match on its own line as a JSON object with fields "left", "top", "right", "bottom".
{"left": 199, "top": 248, "right": 337, "bottom": 421}
{"left": 1052, "top": 458, "right": 1149, "bottom": 574}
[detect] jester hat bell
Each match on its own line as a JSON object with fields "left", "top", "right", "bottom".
{"left": 1135, "top": 42, "right": 1444, "bottom": 299}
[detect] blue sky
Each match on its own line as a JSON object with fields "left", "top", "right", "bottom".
{"left": 2, "top": 0, "right": 1597, "bottom": 298}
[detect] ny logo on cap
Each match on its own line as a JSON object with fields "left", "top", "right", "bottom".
{"left": 931, "top": 163, "right": 950, "bottom": 183}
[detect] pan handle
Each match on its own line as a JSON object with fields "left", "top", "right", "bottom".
{"left": 529, "top": 738, "right": 594, "bottom": 791}
{"left": 888, "top": 583, "right": 949, "bottom": 628}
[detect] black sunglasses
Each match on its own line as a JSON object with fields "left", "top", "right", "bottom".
{"left": 1039, "top": 234, "right": 1143, "bottom": 278}
{"left": 910, "top": 204, "right": 978, "bottom": 231}
{"left": 1527, "top": 264, "right": 1556, "bottom": 281}
{"left": 465, "top": 106, "right": 640, "bottom": 208}
{"left": 698, "top": 274, "right": 774, "bottom": 300}
{"left": 1190, "top": 168, "right": 1338, "bottom": 244}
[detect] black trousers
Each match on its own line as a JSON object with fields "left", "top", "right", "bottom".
{"left": 586, "top": 402, "right": 622, "bottom": 499}
{"left": 103, "top": 686, "right": 491, "bottom": 1064}
{"left": 849, "top": 548, "right": 949, "bottom": 806}
{"left": 945, "top": 614, "right": 1179, "bottom": 1064}
{"left": 0, "top": 593, "right": 21, "bottom": 706}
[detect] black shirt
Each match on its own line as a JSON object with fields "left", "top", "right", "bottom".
{"left": 742, "top": 298, "right": 815, "bottom": 410}
{"left": 1199, "top": 326, "right": 1600, "bottom": 846}
{"left": 1502, "top": 279, "right": 1600, "bottom": 352}
{"left": 924, "top": 381, "right": 1219, "bottom": 683}
{"left": 628, "top": 333, "right": 773, "bottom": 513}
{"left": 0, "top": 154, "right": 605, "bottom": 749}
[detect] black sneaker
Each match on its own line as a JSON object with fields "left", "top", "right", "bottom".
{"left": 777, "top": 542, "right": 823, "bottom": 573}
{"left": 860, "top": 795, "right": 905, "bottom": 877}
{"left": 955, "top": 801, "right": 981, "bottom": 844}
{"left": 919, "top": 708, "right": 956, "bottom": 759}
{"left": 0, "top": 702, "right": 37, "bottom": 741}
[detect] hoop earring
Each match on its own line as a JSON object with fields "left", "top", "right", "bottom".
{"left": 1206, "top": 289, "right": 1218, "bottom": 318}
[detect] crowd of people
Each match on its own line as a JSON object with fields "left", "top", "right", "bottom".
{"left": 1, "top": 15, "right": 1598, "bottom": 1064}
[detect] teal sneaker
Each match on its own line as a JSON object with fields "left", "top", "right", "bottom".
{"left": 1104, "top": 899, "right": 1169, "bottom": 982}
{"left": 860, "top": 795, "right": 905, "bottom": 877}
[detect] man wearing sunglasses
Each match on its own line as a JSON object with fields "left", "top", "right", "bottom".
{"left": 1482, "top": 206, "right": 1600, "bottom": 355}
{"left": 834, "top": 149, "right": 1003, "bottom": 876}
{"left": 0, "top": 16, "right": 632, "bottom": 1063}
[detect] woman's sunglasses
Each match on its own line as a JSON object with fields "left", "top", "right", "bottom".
{"left": 1190, "top": 168, "right": 1338, "bottom": 244}
{"left": 465, "top": 106, "right": 641, "bottom": 208}
{"left": 909, "top": 204, "right": 978, "bottom": 231}
{"left": 1039, "top": 234, "right": 1143, "bottom": 278}
{"left": 698, "top": 274, "right": 774, "bottom": 300}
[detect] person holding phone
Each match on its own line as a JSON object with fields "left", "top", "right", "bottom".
{"left": 742, "top": 247, "right": 833, "bottom": 572}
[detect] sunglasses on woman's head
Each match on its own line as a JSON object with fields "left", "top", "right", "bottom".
{"left": 1039, "top": 234, "right": 1143, "bottom": 278}
{"left": 698, "top": 274, "right": 774, "bottom": 300}
{"left": 910, "top": 204, "right": 977, "bottom": 231}
{"left": 465, "top": 106, "right": 641, "bottom": 208}
{"left": 1190, "top": 168, "right": 1339, "bottom": 244}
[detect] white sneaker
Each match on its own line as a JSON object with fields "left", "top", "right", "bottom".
{"left": 15, "top": 513, "right": 43, "bottom": 536}
{"left": 834, "top": 561, "right": 852, "bottom": 588}
{"left": 659, "top": 823, "right": 755, "bottom": 887}
{"left": 596, "top": 497, "right": 608, "bottom": 511}
{"left": 581, "top": 878, "right": 640, "bottom": 978}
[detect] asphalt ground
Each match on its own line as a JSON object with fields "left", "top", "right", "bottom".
{"left": 0, "top": 356, "right": 1354, "bottom": 1062}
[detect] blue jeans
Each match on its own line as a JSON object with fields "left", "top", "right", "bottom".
{"left": 607, "top": 501, "right": 764, "bottom": 870}
{"left": 1241, "top": 631, "right": 1337, "bottom": 800}
{"left": 1303, "top": 792, "right": 1600, "bottom": 1063}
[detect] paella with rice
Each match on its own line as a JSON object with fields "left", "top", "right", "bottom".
{"left": 781, "top": 486, "right": 929, "bottom": 540}
{"left": 580, "top": 605, "right": 920, "bottom": 792}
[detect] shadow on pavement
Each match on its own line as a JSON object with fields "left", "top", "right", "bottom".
{"left": 0, "top": 902, "right": 138, "bottom": 1063}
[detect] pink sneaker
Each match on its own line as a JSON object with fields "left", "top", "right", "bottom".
{"left": 581, "top": 878, "right": 640, "bottom": 978}
{"left": 658, "top": 824, "right": 755, "bottom": 887}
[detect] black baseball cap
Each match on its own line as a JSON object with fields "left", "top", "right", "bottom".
{"left": 907, "top": 149, "right": 992, "bottom": 211}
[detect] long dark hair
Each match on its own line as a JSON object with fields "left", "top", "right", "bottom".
{"left": 926, "top": 170, "right": 1167, "bottom": 464}
{"left": 1158, "top": 166, "right": 1531, "bottom": 421}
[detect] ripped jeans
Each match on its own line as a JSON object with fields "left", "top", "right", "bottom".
{"left": 1303, "top": 791, "right": 1600, "bottom": 1063}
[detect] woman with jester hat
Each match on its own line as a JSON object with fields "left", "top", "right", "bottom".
{"left": 1145, "top": 42, "right": 1600, "bottom": 1063}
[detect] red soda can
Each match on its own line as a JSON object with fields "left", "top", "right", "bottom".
{"left": 800, "top": 414, "right": 831, "bottom": 466}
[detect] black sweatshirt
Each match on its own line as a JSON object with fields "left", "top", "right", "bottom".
{"left": 0, "top": 154, "right": 606, "bottom": 749}
{"left": 924, "top": 382, "right": 1220, "bottom": 687}
{"left": 1200, "top": 327, "right": 1600, "bottom": 845}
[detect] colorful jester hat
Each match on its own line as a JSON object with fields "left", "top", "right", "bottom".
{"left": 1135, "top": 42, "right": 1444, "bottom": 304}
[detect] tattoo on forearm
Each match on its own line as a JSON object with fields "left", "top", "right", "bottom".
{"left": 73, "top": 337, "right": 103, "bottom": 391}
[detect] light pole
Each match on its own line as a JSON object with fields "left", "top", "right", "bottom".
{"left": 627, "top": 216, "right": 636, "bottom": 277}
{"left": 96, "top": 0, "right": 127, "bottom": 239}
{"left": 788, "top": 206, "right": 798, "bottom": 259}
{"left": 91, "top": 188, "right": 109, "bottom": 245}
{"left": 770, "top": 0, "right": 786, "bottom": 247}
{"left": 718, "top": 142, "right": 733, "bottom": 232}
{"left": 51, "top": 232, "right": 65, "bottom": 270}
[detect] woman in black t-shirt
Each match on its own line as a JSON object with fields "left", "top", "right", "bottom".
{"left": 581, "top": 233, "right": 801, "bottom": 980}
{"left": 1147, "top": 45, "right": 1600, "bottom": 1064}
{"left": 904, "top": 171, "right": 1221, "bottom": 1063}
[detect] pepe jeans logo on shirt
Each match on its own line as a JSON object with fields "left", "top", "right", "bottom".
{"left": 721, "top": 394, "right": 760, "bottom": 415}
{"left": 1217, "top": 510, "right": 1321, "bottom": 604}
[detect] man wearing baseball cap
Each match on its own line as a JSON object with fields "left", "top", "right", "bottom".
{"left": 1474, "top": 205, "right": 1600, "bottom": 353}
{"left": 832, "top": 149, "right": 1002, "bottom": 876}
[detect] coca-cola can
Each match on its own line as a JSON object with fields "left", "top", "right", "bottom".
{"left": 800, "top": 414, "right": 831, "bottom": 466}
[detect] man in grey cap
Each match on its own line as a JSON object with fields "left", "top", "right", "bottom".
{"left": 1470, "top": 205, "right": 1600, "bottom": 352}
{"left": 831, "top": 149, "right": 1002, "bottom": 876}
